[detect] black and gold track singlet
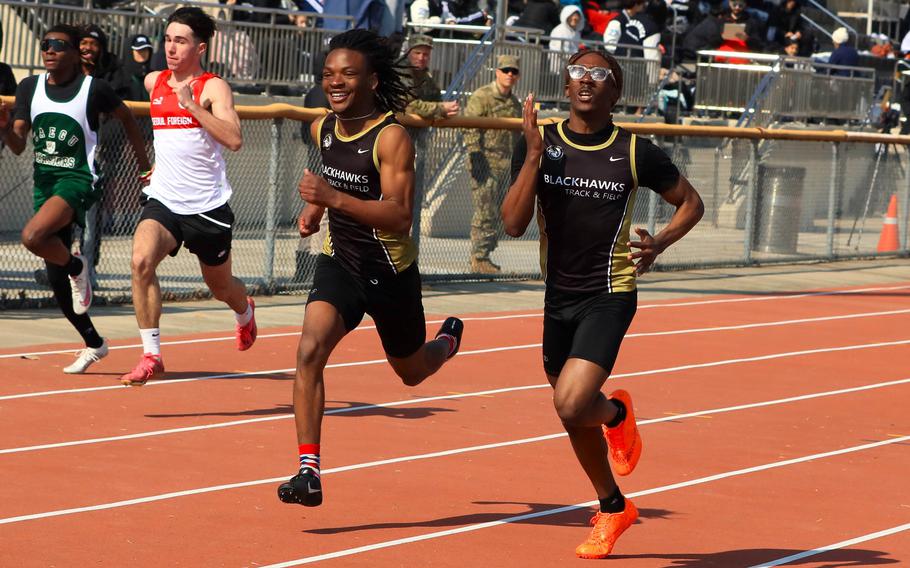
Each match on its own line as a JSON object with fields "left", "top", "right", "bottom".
{"left": 536, "top": 121, "right": 641, "bottom": 294}
{"left": 317, "top": 112, "right": 417, "bottom": 278}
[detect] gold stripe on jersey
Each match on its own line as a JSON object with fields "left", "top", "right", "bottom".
{"left": 376, "top": 228, "right": 418, "bottom": 272}
{"left": 322, "top": 226, "right": 333, "bottom": 256}
{"left": 556, "top": 120, "right": 619, "bottom": 151}
{"left": 333, "top": 111, "right": 395, "bottom": 142}
{"left": 536, "top": 200, "right": 548, "bottom": 279}
{"left": 609, "top": 134, "right": 639, "bottom": 293}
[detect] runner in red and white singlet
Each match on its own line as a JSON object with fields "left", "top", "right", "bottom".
{"left": 146, "top": 70, "right": 231, "bottom": 214}
{"left": 119, "top": 7, "right": 257, "bottom": 387}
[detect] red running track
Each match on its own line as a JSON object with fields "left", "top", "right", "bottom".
{"left": 0, "top": 283, "right": 908, "bottom": 567}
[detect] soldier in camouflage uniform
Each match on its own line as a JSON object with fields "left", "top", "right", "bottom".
{"left": 399, "top": 35, "right": 460, "bottom": 245}
{"left": 400, "top": 34, "right": 460, "bottom": 120}
{"left": 464, "top": 54, "right": 521, "bottom": 274}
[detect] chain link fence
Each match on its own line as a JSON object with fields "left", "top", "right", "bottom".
{"left": 1, "top": 104, "right": 909, "bottom": 308}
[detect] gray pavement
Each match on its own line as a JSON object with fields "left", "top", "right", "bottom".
{"left": 0, "top": 259, "right": 907, "bottom": 350}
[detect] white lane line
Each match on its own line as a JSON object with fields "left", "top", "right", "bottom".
{"left": 4, "top": 283, "right": 908, "bottom": 360}
{"left": 747, "top": 523, "right": 910, "bottom": 567}
{"left": 0, "top": 313, "right": 543, "bottom": 360}
{"left": 1, "top": 382, "right": 907, "bottom": 525}
{"left": 259, "top": 435, "right": 910, "bottom": 566}
{"left": 2, "top": 367, "right": 909, "bottom": 457}
{"left": 4, "top": 305, "right": 910, "bottom": 402}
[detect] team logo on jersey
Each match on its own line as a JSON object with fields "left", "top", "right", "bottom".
{"left": 545, "top": 145, "right": 564, "bottom": 160}
{"left": 44, "top": 140, "right": 57, "bottom": 155}
{"left": 323, "top": 134, "right": 333, "bottom": 149}
{"left": 152, "top": 96, "right": 164, "bottom": 105}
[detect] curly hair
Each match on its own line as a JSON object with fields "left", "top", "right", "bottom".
{"left": 328, "top": 29, "right": 412, "bottom": 114}
{"left": 564, "top": 48, "right": 624, "bottom": 101}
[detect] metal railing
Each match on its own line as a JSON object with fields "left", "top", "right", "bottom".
{"left": 0, "top": 0, "right": 352, "bottom": 89}
{"left": 695, "top": 50, "right": 875, "bottom": 122}
{"left": 1, "top": 100, "right": 909, "bottom": 308}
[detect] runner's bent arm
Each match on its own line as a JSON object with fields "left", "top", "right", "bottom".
{"left": 628, "top": 175, "right": 704, "bottom": 275}
{"left": 298, "top": 124, "right": 414, "bottom": 235}
{"left": 501, "top": 93, "right": 542, "bottom": 237}
{"left": 179, "top": 77, "right": 242, "bottom": 151}
{"left": 111, "top": 103, "right": 152, "bottom": 174}
{"left": 298, "top": 117, "right": 328, "bottom": 237}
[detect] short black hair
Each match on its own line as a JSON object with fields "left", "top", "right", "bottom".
{"left": 46, "top": 23, "right": 81, "bottom": 49}
{"left": 327, "top": 29, "right": 412, "bottom": 113}
{"left": 167, "top": 7, "right": 216, "bottom": 44}
{"left": 565, "top": 48, "right": 624, "bottom": 99}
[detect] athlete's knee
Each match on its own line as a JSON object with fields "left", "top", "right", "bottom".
{"left": 553, "top": 392, "right": 591, "bottom": 425}
{"left": 130, "top": 252, "right": 157, "bottom": 281}
{"left": 207, "top": 279, "right": 232, "bottom": 302}
{"left": 395, "top": 366, "right": 426, "bottom": 387}
{"left": 21, "top": 226, "right": 49, "bottom": 253}
{"left": 297, "top": 333, "right": 329, "bottom": 370}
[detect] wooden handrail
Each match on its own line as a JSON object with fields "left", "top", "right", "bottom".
{"left": 3, "top": 95, "right": 909, "bottom": 145}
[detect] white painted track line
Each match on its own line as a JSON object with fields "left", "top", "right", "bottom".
{"left": 3, "top": 308, "right": 909, "bottom": 401}
{"left": 747, "top": 523, "right": 910, "bottom": 567}
{"left": 3, "top": 283, "right": 907, "bottom": 360}
{"left": 258, "top": 435, "right": 910, "bottom": 566}
{"left": 1, "top": 381, "right": 906, "bottom": 524}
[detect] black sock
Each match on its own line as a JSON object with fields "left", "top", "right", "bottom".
{"left": 66, "top": 255, "right": 83, "bottom": 277}
{"left": 46, "top": 261, "right": 103, "bottom": 348}
{"left": 606, "top": 399, "right": 626, "bottom": 428}
{"left": 599, "top": 487, "right": 625, "bottom": 513}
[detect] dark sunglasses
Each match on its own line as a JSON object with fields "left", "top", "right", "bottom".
{"left": 499, "top": 67, "right": 520, "bottom": 76}
{"left": 40, "top": 38, "right": 74, "bottom": 53}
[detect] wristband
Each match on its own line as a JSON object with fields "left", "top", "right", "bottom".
{"left": 138, "top": 168, "right": 153, "bottom": 181}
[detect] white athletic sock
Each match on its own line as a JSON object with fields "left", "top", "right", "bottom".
{"left": 139, "top": 328, "right": 161, "bottom": 355}
{"left": 235, "top": 302, "right": 253, "bottom": 326}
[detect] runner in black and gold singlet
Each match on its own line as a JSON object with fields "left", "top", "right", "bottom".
{"left": 502, "top": 49, "right": 704, "bottom": 559}
{"left": 277, "top": 29, "right": 464, "bottom": 508}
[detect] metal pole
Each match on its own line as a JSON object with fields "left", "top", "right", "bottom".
{"left": 712, "top": 146, "right": 720, "bottom": 227}
{"left": 866, "top": 0, "right": 873, "bottom": 36}
{"left": 647, "top": 135, "right": 660, "bottom": 235}
{"left": 264, "top": 118, "right": 282, "bottom": 284}
{"left": 743, "top": 140, "right": 759, "bottom": 264}
{"left": 826, "top": 142, "right": 840, "bottom": 258}
{"left": 903, "top": 154, "right": 910, "bottom": 252}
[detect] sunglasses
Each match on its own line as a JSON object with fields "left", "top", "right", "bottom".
{"left": 566, "top": 64, "right": 615, "bottom": 83}
{"left": 499, "top": 67, "right": 520, "bottom": 76}
{"left": 40, "top": 38, "right": 74, "bottom": 53}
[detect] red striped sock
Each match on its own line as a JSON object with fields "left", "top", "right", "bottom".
{"left": 298, "top": 443, "right": 320, "bottom": 477}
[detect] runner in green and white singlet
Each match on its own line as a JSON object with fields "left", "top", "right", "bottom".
{"left": 0, "top": 24, "right": 150, "bottom": 374}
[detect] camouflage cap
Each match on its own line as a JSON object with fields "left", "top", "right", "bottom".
{"left": 496, "top": 54, "right": 520, "bottom": 70}
{"left": 408, "top": 34, "right": 434, "bottom": 50}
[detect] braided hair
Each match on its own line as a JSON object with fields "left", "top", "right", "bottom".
{"left": 565, "top": 48, "right": 624, "bottom": 102}
{"left": 327, "top": 29, "right": 412, "bottom": 114}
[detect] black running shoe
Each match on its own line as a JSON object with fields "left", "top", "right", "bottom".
{"left": 277, "top": 469, "right": 323, "bottom": 507}
{"left": 435, "top": 316, "right": 464, "bottom": 359}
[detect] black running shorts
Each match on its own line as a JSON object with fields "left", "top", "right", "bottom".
{"left": 542, "top": 289, "right": 637, "bottom": 377}
{"left": 307, "top": 254, "right": 427, "bottom": 358}
{"left": 139, "top": 197, "right": 234, "bottom": 267}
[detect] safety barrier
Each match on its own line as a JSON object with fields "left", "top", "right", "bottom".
{"left": 2, "top": 93, "right": 909, "bottom": 307}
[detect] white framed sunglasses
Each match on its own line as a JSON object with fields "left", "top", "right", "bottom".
{"left": 566, "top": 64, "right": 615, "bottom": 83}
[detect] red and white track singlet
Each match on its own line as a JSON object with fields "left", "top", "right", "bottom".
{"left": 145, "top": 70, "right": 232, "bottom": 214}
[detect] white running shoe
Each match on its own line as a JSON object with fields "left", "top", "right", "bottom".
{"left": 63, "top": 339, "right": 109, "bottom": 374}
{"left": 69, "top": 252, "right": 92, "bottom": 315}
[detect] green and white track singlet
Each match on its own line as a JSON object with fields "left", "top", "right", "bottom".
{"left": 29, "top": 73, "right": 98, "bottom": 190}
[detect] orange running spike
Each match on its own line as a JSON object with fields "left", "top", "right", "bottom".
{"left": 575, "top": 499, "right": 639, "bottom": 559}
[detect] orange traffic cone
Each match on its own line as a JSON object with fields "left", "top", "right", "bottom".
{"left": 877, "top": 194, "right": 900, "bottom": 252}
